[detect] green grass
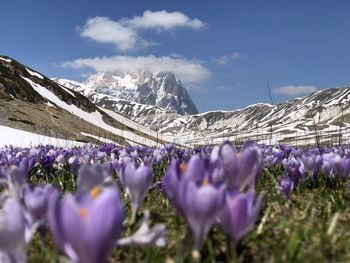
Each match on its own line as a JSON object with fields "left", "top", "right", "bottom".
{"left": 26, "top": 164, "right": 350, "bottom": 262}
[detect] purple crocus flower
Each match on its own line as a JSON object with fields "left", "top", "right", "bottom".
{"left": 272, "top": 146, "right": 286, "bottom": 163}
{"left": 219, "top": 191, "right": 263, "bottom": 243}
{"left": 68, "top": 156, "right": 81, "bottom": 176}
{"left": 282, "top": 158, "right": 305, "bottom": 185}
{"left": 143, "top": 155, "right": 153, "bottom": 166}
{"left": 121, "top": 163, "right": 153, "bottom": 219}
{"left": 265, "top": 154, "right": 276, "bottom": 167}
{"left": 40, "top": 155, "right": 55, "bottom": 170}
{"left": 180, "top": 178, "right": 225, "bottom": 249}
{"left": 219, "top": 141, "right": 263, "bottom": 190}
{"left": 49, "top": 186, "right": 124, "bottom": 263}
{"left": 10, "top": 157, "right": 32, "bottom": 185}
{"left": 300, "top": 155, "right": 323, "bottom": 180}
{"left": 162, "top": 159, "right": 182, "bottom": 212}
{"left": 277, "top": 176, "right": 294, "bottom": 198}
{"left": 23, "top": 184, "right": 57, "bottom": 223}
{"left": 153, "top": 150, "right": 163, "bottom": 165}
{"left": 163, "top": 155, "right": 209, "bottom": 212}
{"left": 163, "top": 155, "right": 225, "bottom": 214}
{"left": 322, "top": 153, "right": 337, "bottom": 176}
{"left": 335, "top": 157, "right": 350, "bottom": 178}
{"left": 0, "top": 158, "right": 33, "bottom": 199}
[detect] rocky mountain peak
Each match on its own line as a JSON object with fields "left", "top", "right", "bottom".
{"left": 83, "top": 70, "right": 198, "bottom": 115}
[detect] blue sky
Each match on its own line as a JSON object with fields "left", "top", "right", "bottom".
{"left": 1, "top": 0, "right": 350, "bottom": 112}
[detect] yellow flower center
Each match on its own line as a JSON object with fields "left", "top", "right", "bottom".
{"left": 90, "top": 186, "right": 101, "bottom": 199}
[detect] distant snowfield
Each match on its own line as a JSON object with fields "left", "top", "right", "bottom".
{"left": 0, "top": 125, "right": 83, "bottom": 148}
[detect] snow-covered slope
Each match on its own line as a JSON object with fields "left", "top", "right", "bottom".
{"left": 162, "top": 88, "right": 350, "bottom": 146}
{"left": 54, "top": 70, "right": 198, "bottom": 115}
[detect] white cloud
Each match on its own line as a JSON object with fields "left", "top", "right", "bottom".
{"left": 272, "top": 85, "right": 317, "bottom": 96}
{"left": 215, "top": 52, "right": 243, "bottom": 65}
{"left": 78, "top": 11, "right": 205, "bottom": 51}
{"left": 127, "top": 10, "right": 205, "bottom": 30}
{"left": 78, "top": 17, "right": 149, "bottom": 51}
{"left": 63, "top": 55, "right": 210, "bottom": 84}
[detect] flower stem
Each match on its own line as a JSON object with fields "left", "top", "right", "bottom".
{"left": 207, "top": 233, "right": 215, "bottom": 262}
{"left": 226, "top": 236, "right": 237, "bottom": 263}
{"left": 130, "top": 207, "right": 136, "bottom": 225}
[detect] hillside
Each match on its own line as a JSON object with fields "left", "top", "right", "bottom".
{"left": 0, "top": 56, "right": 174, "bottom": 147}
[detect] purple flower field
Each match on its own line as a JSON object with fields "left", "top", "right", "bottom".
{"left": 1, "top": 141, "right": 350, "bottom": 262}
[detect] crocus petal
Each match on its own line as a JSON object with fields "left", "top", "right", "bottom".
{"left": 181, "top": 181, "right": 224, "bottom": 249}
{"left": 219, "top": 191, "right": 263, "bottom": 243}
{"left": 123, "top": 164, "right": 153, "bottom": 211}
{"left": 49, "top": 187, "right": 124, "bottom": 263}
{"left": 184, "top": 155, "right": 206, "bottom": 184}
{"left": 60, "top": 195, "right": 86, "bottom": 262}
{"left": 0, "top": 198, "right": 27, "bottom": 263}
{"left": 84, "top": 187, "right": 124, "bottom": 263}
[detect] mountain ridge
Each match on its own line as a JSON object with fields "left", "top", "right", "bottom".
{"left": 53, "top": 77, "right": 350, "bottom": 146}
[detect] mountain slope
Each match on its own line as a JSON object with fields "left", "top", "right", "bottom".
{"left": 0, "top": 55, "right": 174, "bottom": 147}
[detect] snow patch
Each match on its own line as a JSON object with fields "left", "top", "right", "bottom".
{"left": 0, "top": 57, "right": 11, "bottom": 63}
{"left": 0, "top": 125, "right": 83, "bottom": 147}
{"left": 26, "top": 68, "right": 44, "bottom": 79}
{"left": 59, "top": 85, "right": 76, "bottom": 97}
